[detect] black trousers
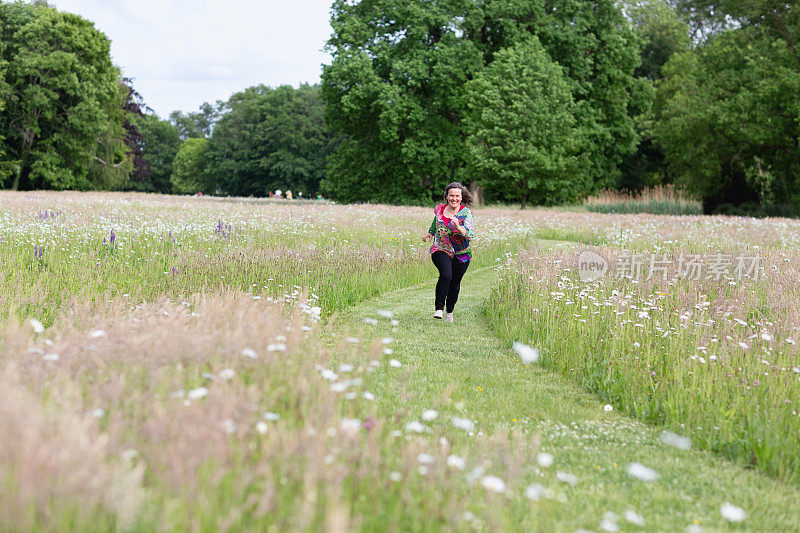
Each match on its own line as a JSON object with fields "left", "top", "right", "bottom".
{"left": 431, "top": 251, "right": 470, "bottom": 313}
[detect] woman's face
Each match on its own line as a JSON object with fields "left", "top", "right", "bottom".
{"left": 446, "top": 188, "right": 462, "bottom": 210}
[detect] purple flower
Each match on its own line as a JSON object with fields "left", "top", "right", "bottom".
{"left": 754, "top": 379, "right": 760, "bottom": 386}
{"left": 110, "top": 229, "right": 116, "bottom": 244}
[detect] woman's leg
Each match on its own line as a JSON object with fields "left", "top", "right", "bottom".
{"left": 431, "top": 252, "right": 453, "bottom": 311}
{"left": 445, "top": 258, "right": 470, "bottom": 313}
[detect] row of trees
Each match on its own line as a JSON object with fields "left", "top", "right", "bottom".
{"left": 2, "top": 0, "right": 798, "bottom": 212}
{"left": 319, "top": 0, "right": 800, "bottom": 210}
{"left": 0, "top": 1, "right": 336, "bottom": 197}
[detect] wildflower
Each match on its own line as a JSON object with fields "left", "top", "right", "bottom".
{"left": 320, "top": 369, "right": 338, "bottom": 381}
{"left": 362, "top": 417, "right": 376, "bottom": 430}
{"left": 378, "top": 310, "right": 394, "bottom": 318}
{"left": 363, "top": 317, "right": 378, "bottom": 325}
{"left": 263, "top": 412, "right": 280, "bottom": 421}
{"left": 447, "top": 455, "right": 466, "bottom": 470}
{"left": 91, "top": 408, "right": 105, "bottom": 418}
{"left": 660, "top": 431, "right": 692, "bottom": 450}
{"left": 738, "top": 341, "right": 749, "bottom": 350}
{"left": 720, "top": 502, "right": 747, "bottom": 522}
{"left": 254, "top": 421, "right": 269, "bottom": 434}
{"left": 480, "top": 476, "right": 506, "bottom": 493}
{"left": 90, "top": 329, "right": 106, "bottom": 338}
{"left": 219, "top": 368, "right": 235, "bottom": 380}
{"left": 625, "top": 510, "right": 645, "bottom": 526}
{"left": 626, "top": 463, "right": 659, "bottom": 482}
{"left": 363, "top": 391, "right": 375, "bottom": 401}
{"left": 603, "top": 404, "right": 614, "bottom": 412}
{"left": 389, "top": 359, "right": 402, "bottom": 368}
{"left": 556, "top": 471, "right": 578, "bottom": 486}
{"left": 450, "top": 416, "right": 475, "bottom": 432}
{"left": 599, "top": 518, "right": 619, "bottom": 532}
{"left": 267, "top": 343, "right": 287, "bottom": 352}
{"left": 382, "top": 347, "right": 393, "bottom": 355}
{"left": 338, "top": 364, "right": 354, "bottom": 373}
{"left": 222, "top": 419, "right": 236, "bottom": 435}
{"left": 381, "top": 337, "right": 394, "bottom": 345}
{"left": 42, "top": 353, "right": 59, "bottom": 361}
{"left": 525, "top": 483, "right": 548, "bottom": 501}
{"left": 389, "top": 472, "right": 401, "bottom": 482}
{"left": 345, "top": 336, "right": 359, "bottom": 343}
{"left": 241, "top": 348, "right": 258, "bottom": 359}
{"left": 188, "top": 387, "right": 209, "bottom": 400}
{"left": 29, "top": 318, "right": 44, "bottom": 334}
{"left": 340, "top": 418, "right": 361, "bottom": 436}
{"left": 405, "top": 420, "right": 425, "bottom": 433}
{"left": 512, "top": 341, "right": 539, "bottom": 364}
{"left": 422, "top": 409, "right": 438, "bottom": 421}
{"left": 536, "top": 452, "right": 554, "bottom": 468}
{"left": 417, "top": 453, "right": 435, "bottom": 464}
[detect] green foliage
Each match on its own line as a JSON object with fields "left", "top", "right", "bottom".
{"left": 654, "top": 27, "right": 800, "bottom": 207}
{"left": 169, "top": 102, "right": 217, "bottom": 141}
{"left": 133, "top": 114, "right": 181, "bottom": 193}
{"left": 170, "top": 137, "right": 209, "bottom": 194}
{"left": 321, "top": 0, "right": 644, "bottom": 205}
{"left": 463, "top": 37, "right": 587, "bottom": 208}
{"left": 206, "top": 84, "right": 338, "bottom": 197}
{"left": 87, "top": 80, "right": 134, "bottom": 190}
{"left": 0, "top": 4, "right": 121, "bottom": 190}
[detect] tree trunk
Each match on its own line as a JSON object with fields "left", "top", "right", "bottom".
{"left": 468, "top": 180, "right": 483, "bottom": 206}
{"left": 521, "top": 195, "right": 527, "bottom": 210}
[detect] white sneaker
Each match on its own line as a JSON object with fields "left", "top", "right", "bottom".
{"left": 444, "top": 312, "right": 453, "bottom": 322}
{"left": 433, "top": 309, "right": 443, "bottom": 319}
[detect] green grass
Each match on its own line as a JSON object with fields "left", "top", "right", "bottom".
{"left": 485, "top": 244, "right": 800, "bottom": 488}
{"left": 324, "top": 255, "right": 800, "bottom": 530}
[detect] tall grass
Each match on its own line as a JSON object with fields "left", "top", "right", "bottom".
{"left": 485, "top": 245, "right": 800, "bottom": 484}
{"left": 583, "top": 185, "right": 703, "bottom": 215}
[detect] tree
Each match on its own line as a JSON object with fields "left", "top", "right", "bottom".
{"left": 0, "top": 4, "right": 121, "bottom": 190}
{"left": 206, "top": 84, "right": 338, "bottom": 197}
{"left": 463, "top": 37, "right": 586, "bottom": 208}
{"left": 132, "top": 113, "right": 180, "bottom": 193}
{"left": 170, "top": 137, "right": 209, "bottom": 194}
{"left": 169, "top": 102, "right": 218, "bottom": 141}
{"left": 654, "top": 27, "right": 800, "bottom": 210}
{"left": 321, "top": 0, "right": 644, "bottom": 204}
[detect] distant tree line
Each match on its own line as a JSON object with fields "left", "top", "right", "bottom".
{"left": 1, "top": 0, "right": 798, "bottom": 214}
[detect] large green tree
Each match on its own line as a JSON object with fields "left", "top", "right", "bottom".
{"left": 321, "top": 0, "right": 645, "bottom": 205}
{"left": 206, "top": 84, "right": 337, "bottom": 197}
{"left": 463, "top": 37, "right": 586, "bottom": 208}
{"left": 170, "top": 137, "right": 209, "bottom": 194}
{"left": 132, "top": 113, "right": 181, "bottom": 193}
{"left": 169, "top": 102, "right": 218, "bottom": 141}
{"left": 654, "top": 25, "right": 800, "bottom": 209}
{"left": 0, "top": 3, "right": 121, "bottom": 190}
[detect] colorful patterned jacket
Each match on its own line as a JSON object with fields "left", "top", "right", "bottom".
{"left": 427, "top": 203, "right": 474, "bottom": 263}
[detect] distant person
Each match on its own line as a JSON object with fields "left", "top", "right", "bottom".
{"left": 286, "top": 190, "right": 293, "bottom": 200}
{"left": 422, "top": 182, "right": 474, "bottom": 322}
{"left": 275, "top": 189, "right": 283, "bottom": 198}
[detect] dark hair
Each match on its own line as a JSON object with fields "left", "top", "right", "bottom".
{"left": 443, "top": 182, "right": 473, "bottom": 207}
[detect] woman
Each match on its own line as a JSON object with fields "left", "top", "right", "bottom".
{"left": 422, "top": 182, "right": 475, "bottom": 322}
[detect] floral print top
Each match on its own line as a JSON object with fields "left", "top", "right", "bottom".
{"left": 427, "top": 203, "right": 474, "bottom": 263}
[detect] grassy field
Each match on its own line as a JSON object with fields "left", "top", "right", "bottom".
{"left": 1, "top": 191, "right": 799, "bottom": 530}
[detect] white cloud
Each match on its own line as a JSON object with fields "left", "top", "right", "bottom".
{"left": 52, "top": 0, "right": 334, "bottom": 117}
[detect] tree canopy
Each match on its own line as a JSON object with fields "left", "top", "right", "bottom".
{"left": 0, "top": 3, "right": 121, "bottom": 190}
{"left": 321, "top": 0, "right": 645, "bottom": 204}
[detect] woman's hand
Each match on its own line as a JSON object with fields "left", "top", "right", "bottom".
{"left": 422, "top": 232, "right": 433, "bottom": 242}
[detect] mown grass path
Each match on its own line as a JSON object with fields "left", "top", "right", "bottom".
{"left": 330, "top": 241, "right": 800, "bottom": 531}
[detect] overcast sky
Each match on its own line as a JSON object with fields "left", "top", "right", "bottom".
{"left": 51, "top": 0, "right": 335, "bottom": 118}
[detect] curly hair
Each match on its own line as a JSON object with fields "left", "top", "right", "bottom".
{"left": 443, "top": 182, "right": 473, "bottom": 208}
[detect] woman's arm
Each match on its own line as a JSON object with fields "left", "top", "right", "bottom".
{"left": 455, "top": 209, "right": 474, "bottom": 240}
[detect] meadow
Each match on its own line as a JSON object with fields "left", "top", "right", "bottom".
{"left": 2, "top": 191, "right": 799, "bottom": 531}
